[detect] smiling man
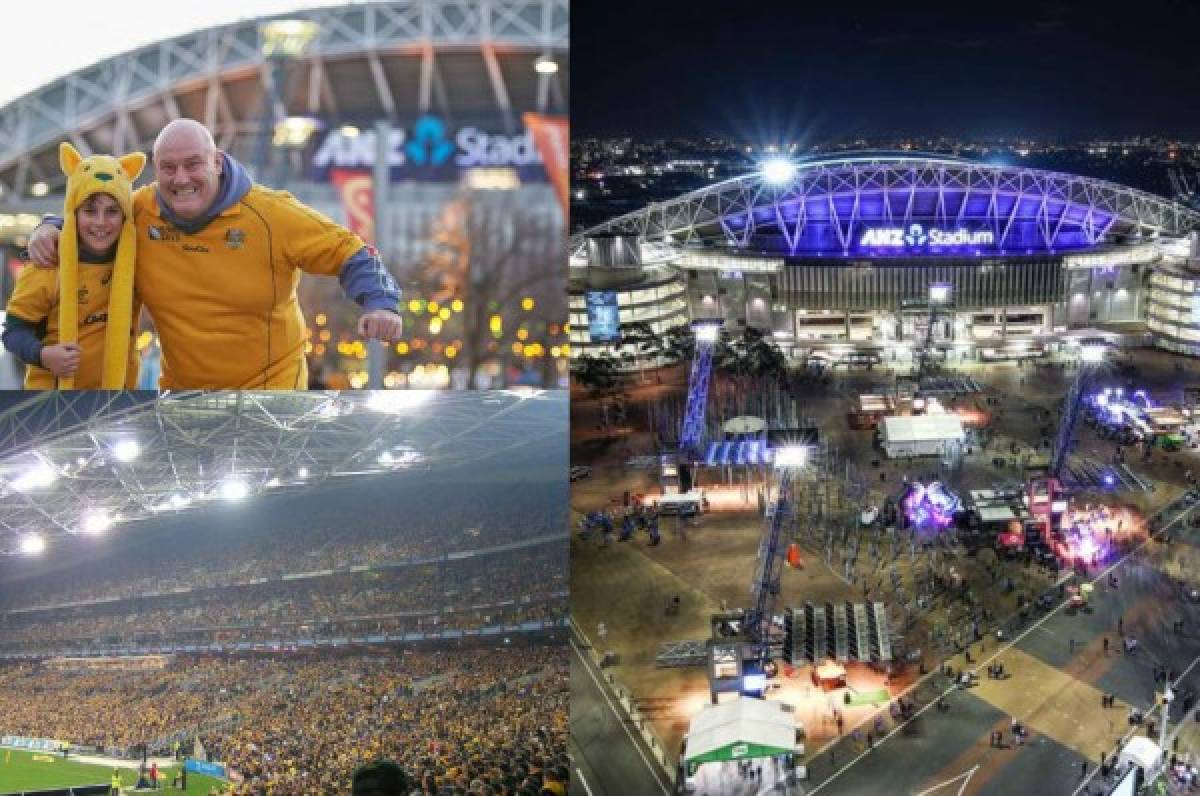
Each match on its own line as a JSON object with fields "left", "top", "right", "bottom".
{"left": 29, "top": 119, "right": 403, "bottom": 389}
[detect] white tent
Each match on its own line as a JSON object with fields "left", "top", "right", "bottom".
{"left": 881, "top": 415, "right": 965, "bottom": 458}
{"left": 978, "top": 506, "right": 1016, "bottom": 522}
{"left": 683, "top": 697, "right": 796, "bottom": 769}
{"left": 1118, "top": 736, "right": 1161, "bottom": 774}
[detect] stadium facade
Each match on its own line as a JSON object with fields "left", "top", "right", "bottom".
{"left": 0, "top": 0, "right": 568, "bottom": 387}
{"left": 569, "top": 153, "right": 1200, "bottom": 363}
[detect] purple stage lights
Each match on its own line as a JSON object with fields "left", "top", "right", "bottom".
{"left": 901, "top": 481, "right": 961, "bottom": 530}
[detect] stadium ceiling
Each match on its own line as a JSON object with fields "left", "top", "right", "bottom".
{"left": 0, "top": 0, "right": 568, "bottom": 197}
{"left": 569, "top": 154, "right": 1200, "bottom": 259}
{"left": 0, "top": 389, "right": 563, "bottom": 554}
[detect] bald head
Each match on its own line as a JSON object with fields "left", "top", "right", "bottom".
{"left": 153, "top": 119, "right": 223, "bottom": 220}
{"left": 153, "top": 119, "right": 216, "bottom": 159}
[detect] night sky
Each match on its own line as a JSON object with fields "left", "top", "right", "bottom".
{"left": 573, "top": 0, "right": 1200, "bottom": 141}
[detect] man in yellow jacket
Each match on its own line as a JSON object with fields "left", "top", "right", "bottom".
{"left": 28, "top": 119, "right": 403, "bottom": 389}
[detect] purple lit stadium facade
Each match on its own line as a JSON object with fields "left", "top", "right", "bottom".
{"left": 568, "top": 154, "right": 1200, "bottom": 363}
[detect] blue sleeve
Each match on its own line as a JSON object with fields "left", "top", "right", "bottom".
{"left": 338, "top": 246, "right": 402, "bottom": 312}
{"left": 2, "top": 314, "right": 46, "bottom": 366}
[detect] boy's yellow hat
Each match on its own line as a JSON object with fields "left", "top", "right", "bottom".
{"left": 58, "top": 142, "right": 146, "bottom": 389}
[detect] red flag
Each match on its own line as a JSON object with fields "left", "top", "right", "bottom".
{"left": 330, "top": 169, "right": 376, "bottom": 245}
{"left": 522, "top": 113, "right": 568, "bottom": 219}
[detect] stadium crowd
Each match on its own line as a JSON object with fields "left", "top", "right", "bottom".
{"left": 0, "top": 471, "right": 569, "bottom": 793}
{"left": 0, "top": 544, "right": 566, "bottom": 655}
{"left": 0, "top": 644, "right": 568, "bottom": 794}
{"left": 0, "top": 480, "right": 563, "bottom": 613}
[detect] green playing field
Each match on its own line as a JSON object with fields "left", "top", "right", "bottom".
{"left": 0, "top": 748, "right": 227, "bottom": 793}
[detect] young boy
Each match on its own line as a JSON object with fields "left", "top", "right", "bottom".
{"left": 3, "top": 143, "right": 144, "bottom": 388}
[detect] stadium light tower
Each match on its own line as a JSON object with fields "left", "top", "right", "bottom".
{"left": 680, "top": 321, "right": 723, "bottom": 453}
{"left": 915, "top": 282, "right": 954, "bottom": 383}
{"left": 1049, "top": 342, "right": 1108, "bottom": 479}
{"left": 760, "top": 158, "right": 797, "bottom": 185}
{"left": 255, "top": 19, "right": 320, "bottom": 182}
{"left": 747, "top": 470, "right": 799, "bottom": 663}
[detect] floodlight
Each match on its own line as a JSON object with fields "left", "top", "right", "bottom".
{"left": 260, "top": 19, "right": 319, "bottom": 58}
{"left": 219, "top": 478, "right": 249, "bottom": 501}
{"left": 366, "top": 391, "right": 433, "bottom": 413}
{"left": 81, "top": 510, "right": 113, "bottom": 535}
{"left": 112, "top": 439, "right": 140, "bottom": 463}
{"left": 297, "top": 467, "right": 309, "bottom": 479}
{"left": 773, "top": 446, "right": 809, "bottom": 468}
{"left": 379, "top": 451, "right": 394, "bottom": 465}
{"left": 533, "top": 55, "right": 558, "bottom": 74}
{"left": 760, "top": 158, "right": 797, "bottom": 184}
{"left": 694, "top": 324, "right": 721, "bottom": 344}
{"left": 12, "top": 461, "right": 57, "bottom": 493}
{"left": 19, "top": 534, "right": 45, "bottom": 555}
{"left": 929, "top": 283, "right": 952, "bottom": 304}
{"left": 170, "top": 494, "right": 191, "bottom": 509}
{"left": 1080, "top": 345, "right": 1106, "bottom": 363}
{"left": 742, "top": 674, "right": 767, "bottom": 691}
{"left": 273, "top": 116, "right": 320, "bottom": 148}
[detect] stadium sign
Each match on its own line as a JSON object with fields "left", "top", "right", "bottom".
{"left": 859, "top": 223, "right": 995, "bottom": 249}
{"left": 311, "top": 115, "right": 544, "bottom": 181}
{"left": 185, "top": 759, "right": 228, "bottom": 778}
{"left": 1, "top": 736, "right": 64, "bottom": 752}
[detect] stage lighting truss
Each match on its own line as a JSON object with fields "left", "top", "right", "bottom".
{"left": 0, "top": 390, "right": 563, "bottom": 555}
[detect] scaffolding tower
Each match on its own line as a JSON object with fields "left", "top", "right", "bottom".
{"left": 680, "top": 321, "right": 722, "bottom": 455}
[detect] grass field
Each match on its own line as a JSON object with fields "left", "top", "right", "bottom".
{"left": 0, "top": 748, "right": 227, "bottom": 794}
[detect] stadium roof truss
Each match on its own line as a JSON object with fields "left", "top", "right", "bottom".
{"left": 569, "top": 156, "right": 1200, "bottom": 259}
{"left": 0, "top": 0, "right": 568, "bottom": 196}
{"left": 0, "top": 389, "right": 563, "bottom": 554}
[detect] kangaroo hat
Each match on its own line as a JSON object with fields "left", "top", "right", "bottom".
{"left": 57, "top": 142, "right": 146, "bottom": 389}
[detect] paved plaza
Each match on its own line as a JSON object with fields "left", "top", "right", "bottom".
{"left": 570, "top": 350, "right": 1200, "bottom": 794}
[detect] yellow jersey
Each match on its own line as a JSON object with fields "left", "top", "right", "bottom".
{"left": 6, "top": 261, "right": 140, "bottom": 389}
{"left": 132, "top": 184, "right": 364, "bottom": 389}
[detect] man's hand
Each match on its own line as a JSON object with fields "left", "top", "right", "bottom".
{"left": 28, "top": 223, "right": 61, "bottom": 267}
{"left": 40, "top": 343, "right": 80, "bottom": 376}
{"left": 358, "top": 309, "right": 404, "bottom": 344}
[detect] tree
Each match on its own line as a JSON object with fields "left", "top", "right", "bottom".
{"left": 714, "top": 327, "right": 788, "bottom": 415}
{"left": 620, "top": 321, "right": 663, "bottom": 379}
{"left": 572, "top": 353, "right": 620, "bottom": 395}
{"left": 661, "top": 323, "right": 696, "bottom": 366}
